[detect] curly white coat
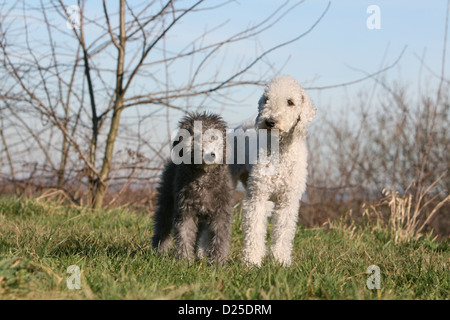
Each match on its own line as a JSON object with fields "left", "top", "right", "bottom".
{"left": 240, "top": 75, "right": 316, "bottom": 267}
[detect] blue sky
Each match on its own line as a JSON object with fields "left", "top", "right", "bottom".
{"left": 3, "top": 0, "right": 449, "bottom": 161}
{"left": 61, "top": 0, "right": 450, "bottom": 144}
{"left": 207, "top": 0, "right": 449, "bottom": 124}
{"left": 21, "top": 0, "right": 449, "bottom": 123}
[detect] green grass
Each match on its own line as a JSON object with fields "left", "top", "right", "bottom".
{"left": 0, "top": 197, "right": 448, "bottom": 300}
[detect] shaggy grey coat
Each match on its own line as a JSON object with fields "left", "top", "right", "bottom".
{"left": 152, "top": 112, "right": 234, "bottom": 264}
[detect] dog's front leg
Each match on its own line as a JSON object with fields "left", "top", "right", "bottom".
{"left": 174, "top": 211, "right": 198, "bottom": 263}
{"left": 270, "top": 196, "right": 300, "bottom": 266}
{"left": 207, "top": 208, "right": 233, "bottom": 265}
{"left": 242, "top": 189, "right": 270, "bottom": 267}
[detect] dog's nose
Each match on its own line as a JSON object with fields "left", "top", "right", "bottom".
{"left": 265, "top": 119, "right": 276, "bottom": 128}
{"left": 210, "top": 152, "right": 216, "bottom": 159}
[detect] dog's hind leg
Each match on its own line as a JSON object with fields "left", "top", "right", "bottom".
{"left": 152, "top": 205, "right": 174, "bottom": 253}
{"left": 152, "top": 201, "right": 174, "bottom": 253}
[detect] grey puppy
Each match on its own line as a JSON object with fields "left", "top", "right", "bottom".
{"left": 152, "top": 112, "right": 234, "bottom": 264}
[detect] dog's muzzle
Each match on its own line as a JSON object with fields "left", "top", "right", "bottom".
{"left": 259, "top": 117, "right": 278, "bottom": 130}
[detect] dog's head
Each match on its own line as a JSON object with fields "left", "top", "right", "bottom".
{"left": 256, "top": 75, "right": 316, "bottom": 138}
{"left": 172, "top": 112, "right": 227, "bottom": 170}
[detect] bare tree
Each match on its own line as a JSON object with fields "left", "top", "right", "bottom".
{"left": 0, "top": 0, "right": 330, "bottom": 208}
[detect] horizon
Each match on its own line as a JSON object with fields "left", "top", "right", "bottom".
{"left": 0, "top": 0, "right": 449, "bottom": 184}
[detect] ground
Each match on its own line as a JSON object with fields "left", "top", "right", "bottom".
{"left": 0, "top": 197, "right": 448, "bottom": 300}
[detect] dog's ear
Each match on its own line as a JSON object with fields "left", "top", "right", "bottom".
{"left": 292, "top": 90, "right": 316, "bottom": 138}
{"left": 301, "top": 91, "right": 316, "bottom": 124}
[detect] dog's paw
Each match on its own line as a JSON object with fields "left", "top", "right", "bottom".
{"left": 242, "top": 249, "right": 264, "bottom": 268}
{"left": 270, "top": 247, "right": 292, "bottom": 267}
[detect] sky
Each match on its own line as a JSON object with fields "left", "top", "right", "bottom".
{"left": 83, "top": 0, "right": 447, "bottom": 129}
{"left": 2, "top": 0, "right": 449, "bottom": 173}
{"left": 8, "top": 0, "right": 449, "bottom": 123}
{"left": 202, "top": 0, "right": 450, "bottom": 124}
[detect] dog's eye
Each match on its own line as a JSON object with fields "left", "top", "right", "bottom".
{"left": 287, "top": 99, "right": 295, "bottom": 107}
{"left": 264, "top": 96, "right": 269, "bottom": 104}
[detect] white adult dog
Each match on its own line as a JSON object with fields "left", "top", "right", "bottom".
{"left": 233, "top": 75, "right": 316, "bottom": 267}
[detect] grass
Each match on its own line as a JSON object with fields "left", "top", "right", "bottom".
{"left": 0, "top": 197, "right": 448, "bottom": 300}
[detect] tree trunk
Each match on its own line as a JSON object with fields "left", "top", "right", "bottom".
{"left": 93, "top": 101, "right": 123, "bottom": 209}
{"left": 92, "top": 0, "right": 126, "bottom": 209}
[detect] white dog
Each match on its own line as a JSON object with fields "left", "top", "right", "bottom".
{"left": 233, "top": 75, "right": 316, "bottom": 267}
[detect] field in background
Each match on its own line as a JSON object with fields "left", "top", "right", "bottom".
{"left": 0, "top": 197, "right": 448, "bottom": 300}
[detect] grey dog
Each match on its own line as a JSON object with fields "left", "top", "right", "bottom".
{"left": 152, "top": 112, "right": 234, "bottom": 264}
